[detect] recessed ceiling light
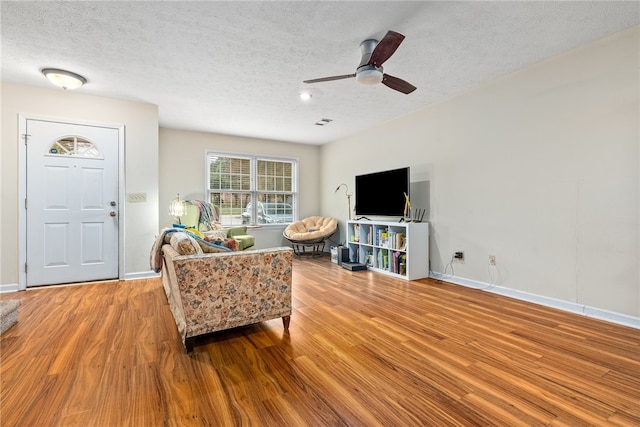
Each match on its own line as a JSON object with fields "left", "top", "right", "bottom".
{"left": 41, "top": 68, "right": 87, "bottom": 90}
{"left": 299, "top": 92, "right": 312, "bottom": 101}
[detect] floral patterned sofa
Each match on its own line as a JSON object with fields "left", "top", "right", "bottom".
{"left": 154, "top": 230, "right": 293, "bottom": 352}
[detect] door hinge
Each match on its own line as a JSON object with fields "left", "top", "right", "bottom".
{"left": 21, "top": 133, "right": 30, "bottom": 145}
{"left": 24, "top": 263, "right": 28, "bottom": 274}
{"left": 24, "top": 198, "right": 27, "bottom": 209}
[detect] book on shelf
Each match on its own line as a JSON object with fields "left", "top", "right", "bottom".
{"left": 392, "top": 251, "right": 398, "bottom": 273}
{"left": 377, "top": 249, "right": 389, "bottom": 269}
{"left": 376, "top": 229, "right": 389, "bottom": 247}
{"left": 387, "top": 231, "right": 406, "bottom": 250}
{"left": 395, "top": 252, "right": 406, "bottom": 274}
{"left": 365, "top": 252, "right": 374, "bottom": 267}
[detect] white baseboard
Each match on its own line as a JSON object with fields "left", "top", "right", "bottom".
{"left": 124, "top": 270, "right": 160, "bottom": 281}
{"left": 0, "top": 271, "right": 159, "bottom": 293}
{"left": 429, "top": 272, "right": 640, "bottom": 330}
{"left": 0, "top": 283, "right": 20, "bottom": 293}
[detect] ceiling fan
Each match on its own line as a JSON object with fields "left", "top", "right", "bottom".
{"left": 303, "top": 30, "right": 417, "bottom": 94}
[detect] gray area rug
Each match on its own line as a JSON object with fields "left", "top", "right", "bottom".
{"left": 0, "top": 299, "right": 21, "bottom": 334}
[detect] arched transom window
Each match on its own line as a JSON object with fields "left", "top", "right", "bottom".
{"left": 47, "top": 136, "right": 103, "bottom": 159}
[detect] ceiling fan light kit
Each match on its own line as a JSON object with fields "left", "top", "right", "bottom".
{"left": 355, "top": 67, "right": 383, "bottom": 85}
{"left": 303, "top": 30, "right": 416, "bottom": 94}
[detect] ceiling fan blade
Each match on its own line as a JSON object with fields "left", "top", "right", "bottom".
{"left": 382, "top": 74, "right": 417, "bottom": 94}
{"left": 368, "top": 30, "right": 405, "bottom": 67}
{"left": 303, "top": 74, "right": 356, "bottom": 84}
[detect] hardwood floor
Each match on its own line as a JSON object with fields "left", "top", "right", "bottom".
{"left": 1, "top": 255, "right": 639, "bottom": 426}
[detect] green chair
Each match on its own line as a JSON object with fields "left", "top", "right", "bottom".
{"left": 181, "top": 202, "right": 255, "bottom": 251}
{"left": 225, "top": 226, "right": 255, "bottom": 251}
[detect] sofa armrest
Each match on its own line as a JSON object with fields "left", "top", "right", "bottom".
{"left": 226, "top": 226, "right": 248, "bottom": 237}
{"left": 160, "top": 244, "right": 188, "bottom": 343}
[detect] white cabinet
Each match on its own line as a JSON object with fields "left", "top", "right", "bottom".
{"left": 346, "top": 220, "right": 429, "bottom": 280}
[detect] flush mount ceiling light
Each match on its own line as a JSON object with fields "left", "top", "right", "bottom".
{"left": 299, "top": 92, "right": 312, "bottom": 101}
{"left": 41, "top": 68, "right": 87, "bottom": 90}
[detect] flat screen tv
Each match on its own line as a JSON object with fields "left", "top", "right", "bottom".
{"left": 355, "top": 167, "right": 410, "bottom": 217}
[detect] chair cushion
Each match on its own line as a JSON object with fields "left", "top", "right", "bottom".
{"left": 284, "top": 216, "right": 338, "bottom": 241}
{"left": 181, "top": 204, "right": 200, "bottom": 229}
{"left": 226, "top": 226, "right": 248, "bottom": 237}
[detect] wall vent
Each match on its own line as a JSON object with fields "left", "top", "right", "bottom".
{"left": 315, "top": 118, "right": 333, "bottom": 126}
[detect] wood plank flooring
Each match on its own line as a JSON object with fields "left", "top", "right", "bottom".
{"left": 1, "top": 254, "right": 639, "bottom": 426}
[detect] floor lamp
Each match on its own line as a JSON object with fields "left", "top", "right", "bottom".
{"left": 334, "top": 184, "right": 352, "bottom": 220}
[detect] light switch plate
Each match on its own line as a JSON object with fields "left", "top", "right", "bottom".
{"left": 127, "top": 192, "right": 147, "bottom": 203}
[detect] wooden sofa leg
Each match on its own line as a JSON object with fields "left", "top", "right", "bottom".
{"left": 185, "top": 337, "right": 195, "bottom": 354}
{"left": 282, "top": 315, "right": 291, "bottom": 330}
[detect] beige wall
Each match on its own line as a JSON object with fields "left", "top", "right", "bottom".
{"left": 2, "top": 27, "right": 637, "bottom": 321}
{"left": 1, "top": 82, "right": 159, "bottom": 286}
{"left": 321, "top": 27, "right": 639, "bottom": 317}
{"left": 159, "top": 127, "right": 321, "bottom": 249}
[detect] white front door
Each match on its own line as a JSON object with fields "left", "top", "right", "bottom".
{"left": 25, "top": 119, "right": 119, "bottom": 287}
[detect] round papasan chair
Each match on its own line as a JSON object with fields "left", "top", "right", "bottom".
{"left": 283, "top": 216, "right": 338, "bottom": 257}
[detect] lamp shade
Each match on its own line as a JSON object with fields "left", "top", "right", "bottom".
{"left": 42, "top": 68, "right": 87, "bottom": 90}
{"left": 169, "top": 193, "right": 185, "bottom": 219}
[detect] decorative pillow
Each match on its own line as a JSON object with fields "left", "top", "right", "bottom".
{"left": 210, "top": 221, "right": 225, "bottom": 230}
{"left": 203, "top": 230, "right": 228, "bottom": 241}
{"left": 169, "top": 232, "right": 203, "bottom": 255}
{"left": 220, "top": 238, "right": 238, "bottom": 251}
{"left": 195, "top": 238, "right": 232, "bottom": 253}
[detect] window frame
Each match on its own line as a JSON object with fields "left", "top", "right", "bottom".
{"left": 205, "top": 150, "right": 298, "bottom": 227}
{"left": 46, "top": 135, "right": 103, "bottom": 159}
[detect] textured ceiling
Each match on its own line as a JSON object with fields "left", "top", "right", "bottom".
{"left": 2, "top": 1, "right": 638, "bottom": 145}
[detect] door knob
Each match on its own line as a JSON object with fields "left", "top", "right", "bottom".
{"left": 109, "top": 211, "right": 117, "bottom": 217}
{"left": 110, "top": 201, "right": 117, "bottom": 207}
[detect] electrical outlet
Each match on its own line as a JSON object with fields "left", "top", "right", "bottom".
{"left": 489, "top": 255, "right": 496, "bottom": 266}
{"left": 454, "top": 251, "right": 464, "bottom": 260}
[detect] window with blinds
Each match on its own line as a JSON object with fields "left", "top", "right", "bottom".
{"left": 206, "top": 152, "right": 297, "bottom": 226}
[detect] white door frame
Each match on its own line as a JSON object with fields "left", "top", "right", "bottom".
{"left": 18, "top": 114, "right": 126, "bottom": 290}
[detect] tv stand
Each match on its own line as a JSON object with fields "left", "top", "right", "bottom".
{"left": 346, "top": 219, "right": 429, "bottom": 280}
